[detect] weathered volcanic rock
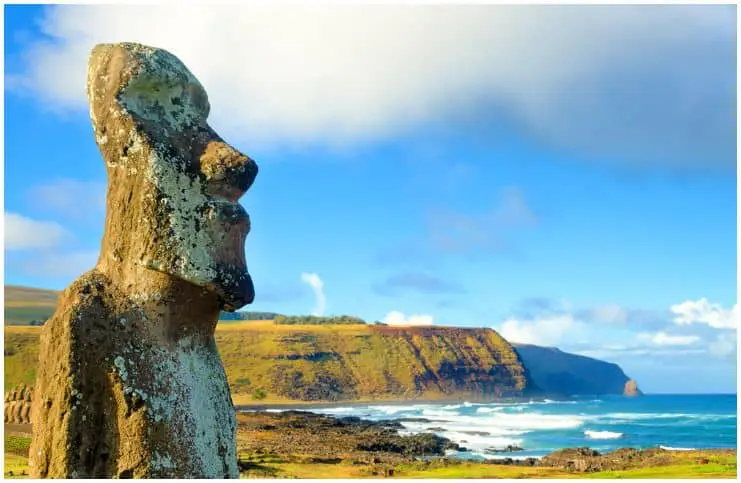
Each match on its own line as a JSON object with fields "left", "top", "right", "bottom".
{"left": 29, "top": 42, "right": 258, "bottom": 478}
{"left": 623, "top": 379, "right": 641, "bottom": 397}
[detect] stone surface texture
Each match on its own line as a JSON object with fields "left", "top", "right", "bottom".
{"left": 28, "top": 42, "right": 257, "bottom": 478}
{"left": 623, "top": 379, "right": 641, "bottom": 397}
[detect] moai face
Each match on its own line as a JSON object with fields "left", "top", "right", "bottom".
{"left": 87, "top": 43, "right": 257, "bottom": 310}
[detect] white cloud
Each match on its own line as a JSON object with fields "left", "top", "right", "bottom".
{"left": 300, "top": 272, "right": 326, "bottom": 316}
{"left": 670, "top": 298, "right": 738, "bottom": 329}
{"left": 497, "top": 313, "right": 575, "bottom": 346}
{"left": 589, "top": 304, "right": 628, "bottom": 324}
{"left": 382, "top": 311, "right": 434, "bottom": 326}
{"left": 30, "top": 179, "right": 106, "bottom": 220}
{"left": 707, "top": 333, "right": 737, "bottom": 358}
{"left": 4, "top": 212, "right": 68, "bottom": 250}
{"left": 8, "top": 5, "right": 734, "bottom": 167}
{"left": 636, "top": 331, "right": 700, "bottom": 346}
{"left": 19, "top": 249, "right": 99, "bottom": 278}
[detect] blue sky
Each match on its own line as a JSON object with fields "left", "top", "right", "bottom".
{"left": 3, "top": 4, "right": 737, "bottom": 393}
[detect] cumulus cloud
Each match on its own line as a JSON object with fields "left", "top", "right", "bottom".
{"left": 636, "top": 331, "right": 700, "bottom": 346}
{"left": 670, "top": 298, "right": 738, "bottom": 329}
{"left": 7, "top": 5, "right": 734, "bottom": 168}
{"left": 4, "top": 212, "right": 68, "bottom": 250}
{"left": 382, "top": 311, "right": 434, "bottom": 326}
{"left": 707, "top": 333, "right": 737, "bottom": 358}
{"left": 500, "top": 297, "right": 738, "bottom": 362}
{"left": 300, "top": 272, "right": 326, "bottom": 316}
{"left": 29, "top": 179, "right": 106, "bottom": 220}
{"left": 497, "top": 313, "right": 575, "bottom": 346}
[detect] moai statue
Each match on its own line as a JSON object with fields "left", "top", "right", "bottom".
{"left": 29, "top": 43, "right": 258, "bottom": 478}
{"left": 4, "top": 384, "right": 33, "bottom": 424}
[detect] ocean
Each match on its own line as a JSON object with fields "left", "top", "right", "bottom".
{"left": 254, "top": 394, "right": 737, "bottom": 460}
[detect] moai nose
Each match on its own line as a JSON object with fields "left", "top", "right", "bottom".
{"left": 199, "top": 138, "right": 258, "bottom": 202}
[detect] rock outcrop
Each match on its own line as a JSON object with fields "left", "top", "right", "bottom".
{"left": 623, "top": 379, "right": 641, "bottom": 397}
{"left": 538, "top": 447, "right": 697, "bottom": 473}
{"left": 4, "top": 384, "right": 33, "bottom": 424}
{"left": 29, "top": 43, "right": 258, "bottom": 478}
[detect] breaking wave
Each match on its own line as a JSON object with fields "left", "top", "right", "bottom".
{"left": 584, "top": 430, "right": 623, "bottom": 440}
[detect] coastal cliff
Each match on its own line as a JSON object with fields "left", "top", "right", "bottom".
{"left": 5, "top": 285, "right": 639, "bottom": 403}
{"left": 513, "top": 343, "right": 640, "bottom": 396}
{"left": 5, "top": 321, "right": 536, "bottom": 403}
{"left": 218, "top": 323, "right": 537, "bottom": 403}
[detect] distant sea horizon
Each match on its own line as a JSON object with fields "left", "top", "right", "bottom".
{"left": 242, "top": 394, "right": 737, "bottom": 460}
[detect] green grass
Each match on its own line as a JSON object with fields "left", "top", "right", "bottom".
{"left": 4, "top": 286, "right": 59, "bottom": 325}
{"left": 4, "top": 434, "right": 31, "bottom": 479}
{"left": 4, "top": 435, "right": 31, "bottom": 455}
{"left": 585, "top": 463, "right": 736, "bottom": 479}
{"left": 236, "top": 459, "right": 738, "bottom": 479}
{"left": 3, "top": 327, "right": 42, "bottom": 390}
{"left": 3, "top": 306, "right": 56, "bottom": 326}
{"left": 3, "top": 454, "right": 29, "bottom": 479}
{"left": 4, "top": 455, "right": 737, "bottom": 480}
{"left": 394, "top": 462, "right": 571, "bottom": 479}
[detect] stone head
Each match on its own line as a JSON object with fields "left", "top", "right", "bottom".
{"left": 87, "top": 43, "right": 257, "bottom": 310}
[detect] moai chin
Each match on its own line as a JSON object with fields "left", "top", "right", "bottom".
{"left": 28, "top": 42, "right": 258, "bottom": 478}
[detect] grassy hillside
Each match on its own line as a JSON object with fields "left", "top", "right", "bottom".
{"left": 218, "top": 321, "right": 533, "bottom": 404}
{"left": 3, "top": 286, "right": 59, "bottom": 325}
{"left": 3, "top": 327, "right": 40, "bottom": 390}
{"left": 4, "top": 322, "right": 534, "bottom": 403}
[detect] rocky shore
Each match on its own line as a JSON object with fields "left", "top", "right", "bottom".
{"left": 236, "top": 410, "right": 461, "bottom": 466}
{"left": 233, "top": 410, "right": 736, "bottom": 478}
{"left": 4, "top": 410, "right": 736, "bottom": 479}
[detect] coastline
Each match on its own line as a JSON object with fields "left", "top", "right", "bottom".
{"left": 5, "top": 410, "right": 736, "bottom": 479}
{"left": 234, "top": 395, "right": 569, "bottom": 411}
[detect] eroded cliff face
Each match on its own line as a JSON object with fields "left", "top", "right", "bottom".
{"left": 513, "top": 344, "right": 637, "bottom": 396}
{"left": 218, "top": 324, "right": 538, "bottom": 403}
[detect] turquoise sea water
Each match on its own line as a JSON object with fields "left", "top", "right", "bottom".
{"left": 259, "top": 394, "right": 737, "bottom": 460}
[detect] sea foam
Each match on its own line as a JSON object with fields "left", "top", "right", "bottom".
{"left": 584, "top": 430, "right": 623, "bottom": 440}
